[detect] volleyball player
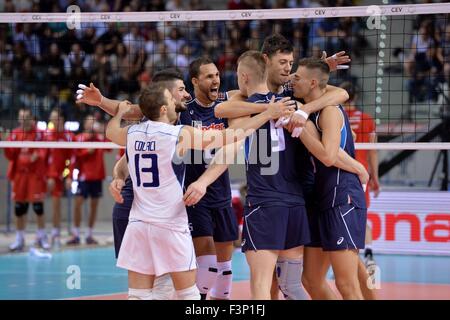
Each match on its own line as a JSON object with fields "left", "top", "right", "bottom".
{"left": 106, "top": 82, "right": 290, "bottom": 300}
{"left": 179, "top": 57, "right": 239, "bottom": 300}
{"left": 292, "top": 58, "right": 367, "bottom": 300}
{"left": 45, "top": 108, "right": 75, "bottom": 248}
{"left": 78, "top": 68, "right": 191, "bottom": 299}
{"left": 212, "top": 34, "right": 351, "bottom": 299}
{"left": 5, "top": 108, "right": 49, "bottom": 251}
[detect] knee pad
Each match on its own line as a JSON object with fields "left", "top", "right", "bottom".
{"left": 276, "top": 257, "right": 309, "bottom": 300}
{"left": 128, "top": 288, "right": 152, "bottom": 300}
{"left": 176, "top": 284, "right": 200, "bottom": 300}
{"left": 153, "top": 273, "right": 176, "bottom": 300}
{"left": 196, "top": 255, "right": 218, "bottom": 295}
{"left": 15, "top": 202, "right": 29, "bottom": 217}
{"left": 32, "top": 202, "right": 44, "bottom": 216}
{"left": 210, "top": 260, "right": 233, "bottom": 299}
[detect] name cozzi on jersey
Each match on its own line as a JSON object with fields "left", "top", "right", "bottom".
{"left": 134, "top": 140, "right": 156, "bottom": 151}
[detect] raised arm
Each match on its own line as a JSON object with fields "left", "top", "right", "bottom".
{"left": 302, "top": 85, "right": 349, "bottom": 115}
{"left": 179, "top": 96, "right": 289, "bottom": 152}
{"left": 76, "top": 83, "right": 143, "bottom": 120}
{"left": 215, "top": 94, "right": 294, "bottom": 119}
{"left": 286, "top": 85, "right": 349, "bottom": 133}
{"left": 105, "top": 101, "right": 132, "bottom": 146}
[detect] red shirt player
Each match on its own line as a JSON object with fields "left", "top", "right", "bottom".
{"left": 4, "top": 108, "right": 50, "bottom": 251}
{"left": 45, "top": 108, "right": 75, "bottom": 247}
{"left": 341, "top": 82, "right": 380, "bottom": 265}
{"left": 67, "top": 115, "right": 109, "bottom": 245}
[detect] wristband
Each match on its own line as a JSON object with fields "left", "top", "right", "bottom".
{"left": 294, "top": 109, "right": 309, "bottom": 120}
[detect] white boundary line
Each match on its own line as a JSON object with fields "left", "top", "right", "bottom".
{"left": 0, "top": 3, "right": 449, "bottom": 23}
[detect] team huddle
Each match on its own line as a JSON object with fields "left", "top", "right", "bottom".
{"left": 77, "top": 33, "right": 374, "bottom": 300}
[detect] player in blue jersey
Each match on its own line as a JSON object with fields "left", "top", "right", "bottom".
{"left": 105, "top": 82, "right": 290, "bottom": 300}
{"left": 179, "top": 57, "right": 241, "bottom": 300}
{"left": 77, "top": 63, "right": 242, "bottom": 300}
{"left": 233, "top": 51, "right": 312, "bottom": 300}
{"left": 293, "top": 58, "right": 368, "bottom": 300}
{"left": 212, "top": 35, "right": 351, "bottom": 299}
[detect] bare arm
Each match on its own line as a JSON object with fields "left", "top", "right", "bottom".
{"left": 286, "top": 85, "right": 349, "bottom": 132}
{"left": 300, "top": 120, "right": 369, "bottom": 183}
{"left": 215, "top": 95, "right": 294, "bottom": 119}
{"left": 179, "top": 97, "right": 288, "bottom": 151}
{"left": 368, "top": 133, "right": 380, "bottom": 196}
{"left": 215, "top": 99, "right": 267, "bottom": 119}
{"left": 109, "top": 154, "right": 129, "bottom": 203}
{"left": 304, "top": 106, "right": 342, "bottom": 167}
{"left": 105, "top": 101, "right": 132, "bottom": 146}
{"left": 301, "top": 85, "right": 349, "bottom": 115}
{"left": 183, "top": 139, "right": 243, "bottom": 206}
{"left": 113, "top": 154, "right": 129, "bottom": 180}
{"left": 76, "top": 83, "right": 143, "bottom": 120}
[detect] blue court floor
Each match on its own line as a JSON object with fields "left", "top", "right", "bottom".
{"left": 0, "top": 246, "right": 449, "bottom": 300}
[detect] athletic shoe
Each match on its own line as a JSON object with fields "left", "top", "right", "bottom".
{"left": 66, "top": 236, "right": 80, "bottom": 245}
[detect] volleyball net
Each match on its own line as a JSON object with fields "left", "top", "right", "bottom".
{"left": 0, "top": 3, "right": 449, "bottom": 187}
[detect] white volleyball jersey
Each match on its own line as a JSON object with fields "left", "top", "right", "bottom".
{"left": 126, "top": 120, "right": 187, "bottom": 230}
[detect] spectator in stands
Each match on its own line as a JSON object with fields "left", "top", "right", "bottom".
{"left": 43, "top": 43, "right": 66, "bottom": 89}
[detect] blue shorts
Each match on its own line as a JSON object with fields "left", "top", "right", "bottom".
{"left": 305, "top": 204, "right": 322, "bottom": 248}
{"left": 112, "top": 214, "right": 129, "bottom": 258}
{"left": 186, "top": 205, "right": 238, "bottom": 242}
{"left": 76, "top": 180, "right": 103, "bottom": 198}
{"left": 242, "top": 205, "right": 310, "bottom": 252}
{"left": 307, "top": 203, "right": 367, "bottom": 251}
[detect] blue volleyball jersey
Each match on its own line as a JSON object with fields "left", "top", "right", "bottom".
{"left": 309, "top": 105, "right": 366, "bottom": 211}
{"left": 281, "top": 81, "right": 315, "bottom": 198}
{"left": 245, "top": 92, "right": 305, "bottom": 207}
{"left": 178, "top": 92, "right": 231, "bottom": 208}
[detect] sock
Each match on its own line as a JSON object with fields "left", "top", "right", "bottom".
{"left": 176, "top": 285, "right": 200, "bottom": 300}
{"left": 37, "top": 229, "right": 46, "bottom": 239}
{"left": 16, "top": 230, "right": 25, "bottom": 242}
{"left": 87, "top": 228, "right": 93, "bottom": 238}
{"left": 128, "top": 288, "right": 152, "bottom": 300}
{"left": 196, "top": 255, "right": 218, "bottom": 298}
{"left": 276, "top": 257, "right": 309, "bottom": 300}
{"left": 51, "top": 228, "right": 60, "bottom": 238}
{"left": 210, "top": 260, "right": 233, "bottom": 299}
{"left": 72, "top": 227, "right": 80, "bottom": 237}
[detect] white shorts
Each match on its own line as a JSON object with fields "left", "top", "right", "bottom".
{"left": 117, "top": 220, "right": 196, "bottom": 276}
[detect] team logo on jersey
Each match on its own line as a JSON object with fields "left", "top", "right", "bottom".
{"left": 217, "top": 92, "right": 227, "bottom": 100}
{"left": 337, "top": 237, "right": 344, "bottom": 245}
{"left": 192, "top": 120, "right": 202, "bottom": 129}
{"left": 201, "top": 123, "right": 225, "bottom": 131}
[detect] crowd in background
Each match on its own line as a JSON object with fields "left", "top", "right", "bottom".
{"left": 0, "top": 0, "right": 448, "bottom": 131}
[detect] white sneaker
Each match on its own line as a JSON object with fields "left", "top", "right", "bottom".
{"left": 9, "top": 239, "right": 25, "bottom": 252}
{"left": 36, "top": 235, "right": 51, "bottom": 250}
